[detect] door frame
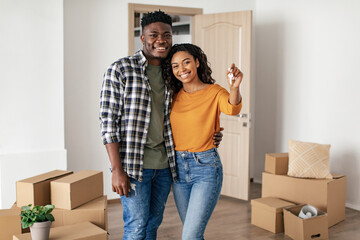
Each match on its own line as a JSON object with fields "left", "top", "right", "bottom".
{"left": 128, "top": 3, "right": 203, "bottom": 55}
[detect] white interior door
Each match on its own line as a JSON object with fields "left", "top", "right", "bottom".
{"left": 193, "top": 11, "right": 252, "bottom": 200}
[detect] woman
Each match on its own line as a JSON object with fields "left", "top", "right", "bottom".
{"left": 163, "top": 43, "right": 243, "bottom": 240}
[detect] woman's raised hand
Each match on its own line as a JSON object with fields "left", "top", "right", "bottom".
{"left": 227, "top": 63, "right": 243, "bottom": 88}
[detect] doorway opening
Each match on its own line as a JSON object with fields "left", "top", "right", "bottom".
{"left": 128, "top": 3, "right": 202, "bottom": 55}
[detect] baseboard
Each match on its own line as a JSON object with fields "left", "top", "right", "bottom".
{"left": 253, "top": 177, "right": 262, "bottom": 184}
{"left": 346, "top": 202, "right": 360, "bottom": 211}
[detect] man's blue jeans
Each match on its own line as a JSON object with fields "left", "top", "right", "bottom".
{"left": 172, "top": 148, "right": 223, "bottom": 240}
{"left": 120, "top": 168, "right": 172, "bottom": 240}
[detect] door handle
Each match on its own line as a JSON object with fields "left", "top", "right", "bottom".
{"left": 237, "top": 113, "right": 247, "bottom": 118}
{"left": 235, "top": 113, "right": 252, "bottom": 129}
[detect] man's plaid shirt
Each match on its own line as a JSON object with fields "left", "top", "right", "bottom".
{"left": 99, "top": 50, "right": 177, "bottom": 182}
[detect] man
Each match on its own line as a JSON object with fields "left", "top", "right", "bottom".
{"left": 99, "top": 10, "right": 222, "bottom": 239}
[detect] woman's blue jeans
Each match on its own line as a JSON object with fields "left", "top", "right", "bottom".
{"left": 120, "top": 168, "right": 172, "bottom": 240}
{"left": 173, "top": 148, "right": 223, "bottom": 240}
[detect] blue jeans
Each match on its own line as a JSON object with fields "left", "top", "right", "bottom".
{"left": 120, "top": 168, "right": 172, "bottom": 240}
{"left": 173, "top": 148, "right": 223, "bottom": 240}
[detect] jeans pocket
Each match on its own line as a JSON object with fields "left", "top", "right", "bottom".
{"left": 194, "top": 149, "right": 220, "bottom": 166}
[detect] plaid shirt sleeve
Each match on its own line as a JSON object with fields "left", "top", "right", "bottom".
{"left": 99, "top": 62, "right": 124, "bottom": 145}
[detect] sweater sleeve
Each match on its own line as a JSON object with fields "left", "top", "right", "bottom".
{"left": 218, "top": 88, "right": 242, "bottom": 115}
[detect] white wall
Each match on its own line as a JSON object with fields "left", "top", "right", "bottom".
{"left": 0, "top": 0, "right": 67, "bottom": 208}
{"left": 3, "top": 0, "right": 358, "bottom": 211}
{"left": 64, "top": 0, "right": 360, "bottom": 211}
{"left": 254, "top": 0, "right": 360, "bottom": 210}
{"left": 64, "top": 0, "right": 255, "bottom": 200}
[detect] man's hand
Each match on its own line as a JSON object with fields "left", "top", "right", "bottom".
{"left": 105, "top": 142, "right": 130, "bottom": 197}
{"left": 112, "top": 168, "right": 131, "bottom": 197}
{"left": 213, "top": 127, "right": 224, "bottom": 148}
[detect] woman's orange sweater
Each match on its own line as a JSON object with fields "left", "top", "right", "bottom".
{"left": 170, "top": 84, "right": 242, "bottom": 152}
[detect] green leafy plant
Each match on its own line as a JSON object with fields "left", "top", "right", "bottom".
{"left": 20, "top": 204, "right": 55, "bottom": 229}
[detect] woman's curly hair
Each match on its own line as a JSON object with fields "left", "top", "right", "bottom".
{"left": 162, "top": 43, "right": 215, "bottom": 94}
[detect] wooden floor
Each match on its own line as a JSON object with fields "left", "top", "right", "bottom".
{"left": 108, "top": 183, "right": 360, "bottom": 239}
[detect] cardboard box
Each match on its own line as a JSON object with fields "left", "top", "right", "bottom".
{"left": 51, "top": 170, "right": 103, "bottom": 210}
{"left": 16, "top": 170, "right": 73, "bottom": 207}
{"left": 284, "top": 205, "right": 328, "bottom": 240}
{"left": 12, "top": 196, "right": 108, "bottom": 232}
{"left": 262, "top": 172, "right": 346, "bottom": 227}
{"left": 13, "top": 221, "right": 107, "bottom": 240}
{"left": 0, "top": 208, "right": 21, "bottom": 240}
{"left": 52, "top": 195, "right": 108, "bottom": 231}
{"left": 10, "top": 203, "right": 29, "bottom": 234}
{"left": 251, "top": 197, "right": 296, "bottom": 233}
{"left": 265, "top": 153, "right": 288, "bottom": 175}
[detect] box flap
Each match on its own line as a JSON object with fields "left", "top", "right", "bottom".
{"left": 284, "top": 204, "right": 327, "bottom": 217}
{"left": 17, "top": 170, "right": 73, "bottom": 184}
{"left": 331, "top": 174, "right": 345, "bottom": 179}
{"left": 52, "top": 170, "right": 102, "bottom": 183}
{"left": 291, "top": 173, "right": 344, "bottom": 181}
{"left": 11, "top": 202, "right": 19, "bottom": 210}
{"left": 252, "top": 197, "right": 295, "bottom": 213}
{"left": 284, "top": 205, "right": 305, "bottom": 216}
{"left": 267, "top": 152, "right": 288, "bottom": 158}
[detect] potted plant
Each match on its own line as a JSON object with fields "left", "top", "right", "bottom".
{"left": 20, "top": 204, "right": 55, "bottom": 240}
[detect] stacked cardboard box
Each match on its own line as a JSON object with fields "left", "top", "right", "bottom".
{"left": 50, "top": 170, "right": 103, "bottom": 210}
{"left": 284, "top": 205, "right": 328, "bottom": 240}
{"left": 1, "top": 169, "right": 107, "bottom": 240}
{"left": 0, "top": 208, "right": 21, "bottom": 240}
{"left": 251, "top": 197, "right": 296, "bottom": 233}
{"left": 262, "top": 171, "right": 346, "bottom": 227}
{"left": 261, "top": 152, "right": 346, "bottom": 227}
{"left": 252, "top": 152, "right": 346, "bottom": 238}
{"left": 262, "top": 153, "right": 346, "bottom": 234}
{"left": 52, "top": 195, "right": 108, "bottom": 231}
{"left": 1, "top": 170, "right": 72, "bottom": 239}
{"left": 264, "top": 153, "right": 288, "bottom": 175}
{"left": 13, "top": 221, "right": 107, "bottom": 240}
{"left": 251, "top": 153, "right": 295, "bottom": 233}
{"left": 16, "top": 170, "right": 73, "bottom": 208}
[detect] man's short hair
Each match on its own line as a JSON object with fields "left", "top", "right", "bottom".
{"left": 141, "top": 10, "right": 172, "bottom": 30}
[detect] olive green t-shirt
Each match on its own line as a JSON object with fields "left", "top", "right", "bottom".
{"left": 143, "top": 64, "right": 169, "bottom": 169}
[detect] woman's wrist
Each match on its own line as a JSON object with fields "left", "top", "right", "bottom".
{"left": 229, "top": 90, "right": 241, "bottom": 105}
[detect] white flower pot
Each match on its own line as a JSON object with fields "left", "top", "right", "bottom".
{"left": 30, "top": 221, "right": 52, "bottom": 240}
